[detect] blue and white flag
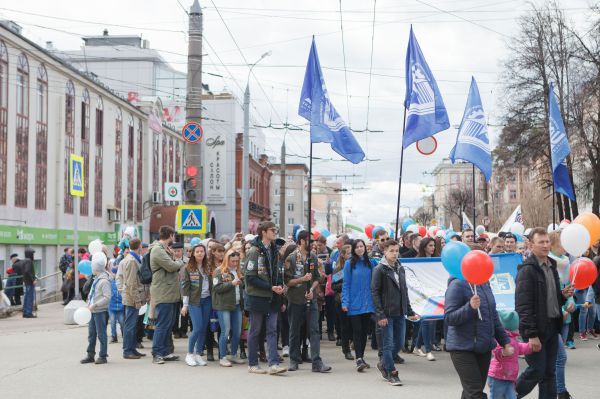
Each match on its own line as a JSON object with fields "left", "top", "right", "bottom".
{"left": 450, "top": 77, "right": 492, "bottom": 181}
{"left": 548, "top": 82, "right": 575, "bottom": 200}
{"left": 299, "top": 37, "right": 365, "bottom": 164}
{"left": 403, "top": 26, "right": 450, "bottom": 148}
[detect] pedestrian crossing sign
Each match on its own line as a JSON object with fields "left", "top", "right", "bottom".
{"left": 176, "top": 205, "right": 207, "bottom": 234}
{"left": 69, "top": 154, "right": 84, "bottom": 197}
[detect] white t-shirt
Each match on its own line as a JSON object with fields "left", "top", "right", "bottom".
{"left": 231, "top": 269, "right": 240, "bottom": 304}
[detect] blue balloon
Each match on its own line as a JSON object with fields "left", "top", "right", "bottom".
{"left": 441, "top": 241, "right": 470, "bottom": 280}
{"left": 78, "top": 260, "right": 92, "bottom": 276}
{"left": 514, "top": 233, "right": 524, "bottom": 243}
{"left": 402, "top": 218, "right": 415, "bottom": 232}
{"left": 319, "top": 228, "right": 331, "bottom": 238}
{"left": 389, "top": 228, "right": 395, "bottom": 238}
{"left": 190, "top": 237, "right": 201, "bottom": 246}
{"left": 440, "top": 225, "right": 446, "bottom": 230}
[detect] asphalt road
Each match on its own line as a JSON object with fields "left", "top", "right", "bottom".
{"left": 0, "top": 303, "right": 598, "bottom": 398}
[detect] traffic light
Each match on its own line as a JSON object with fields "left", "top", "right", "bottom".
{"left": 184, "top": 164, "right": 200, "bottom": 203}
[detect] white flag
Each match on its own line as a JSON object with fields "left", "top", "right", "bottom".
{"left": 499, "top": 205, "right": 523, "bottom": 233}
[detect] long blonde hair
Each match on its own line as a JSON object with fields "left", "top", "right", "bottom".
{"left": 214, "top": 248, "right": 242, "bottom": 278}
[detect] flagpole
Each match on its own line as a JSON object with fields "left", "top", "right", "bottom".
{"left": 307, "top": 141, "right": 313, "bottom": 242}
{"left": 472, "top": 164, "right": 476, "bottom": 229}
{"left": 394, "top": 107, "right": 408, "bottom": 240}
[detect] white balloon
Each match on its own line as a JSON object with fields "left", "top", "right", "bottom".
{"left": 560, "top": 223, "right": 591, "bottom": 257}
{"left": 435, "top": 230, "right": 446, "bottom": 239}
{"left": 559, "top": 222, "right": 570, "bottom": 230}
{"left": 428, "top": 226, "right": 437, "bottom": 236}
{"left": 88, "top": 239, "right": 103, "bottom": 256}
{"left": 509, "top": 222, "right": 525, "bottom": 235}
{"left": 408, "top": 224, "right": 420, "bottom": 234}
{"left": 475, "top": 225, "right": 486, "bottom": 235}
{"left": 524, "top": 228, "right": 532, "bottom": 236}
{"left": 138, "top": 304, "right": 147, "bottom": 316}
{"left": 74, "top": 307, "right": 92, "bottom": 326}
{"left": 326, "top": 234, "right": 337, "bottom": 249}
{"left": 547, "top": 223, "right": 559, "bottom": 232}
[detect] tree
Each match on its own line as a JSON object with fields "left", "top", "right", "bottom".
{"left": 443, "top": 189, "right": 474, "bottom": 229}
{"left": 498, "top": 1, "right": 581, "bottom": 219}
{"left": 413, "top": 207, "right": 433, "bottom": 226}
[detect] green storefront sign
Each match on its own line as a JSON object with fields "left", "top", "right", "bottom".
{"left": 0, "top": 225, "right": 118, "bottom": 246}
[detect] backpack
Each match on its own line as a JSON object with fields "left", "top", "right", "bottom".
{"left": 139, "top": 249, "right": 154, "bottom": 285}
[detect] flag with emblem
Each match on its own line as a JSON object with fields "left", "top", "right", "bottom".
{"left": 548, "top": 82, "right": 575, "bottom": 200}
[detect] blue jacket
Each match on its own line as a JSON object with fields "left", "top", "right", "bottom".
{"left": 341, "top": 258, "right": 376, "bottom": 316}
{"left": 444, "top": 278, "right": 509, "bottom": 353}
{"left": 109, "top": 279, "right": 123, "bottom": 312}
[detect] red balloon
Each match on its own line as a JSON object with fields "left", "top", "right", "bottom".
{"left": 312, "top": 230, "right": 321, "bottom": 240}
{"left": 461, "top": 250, "right": 494, "bottom": 285}
{"left": 365, "top": 224, "right": 375, "bottom": 239}
{"left": 569, "top": 258, "right": 598, "bottom": 290}
{"left": 418, "top": 225, "right": 427, "bottom": 237}
{"left": 432, "top": 227, "right": 441, "bottom": 237}
{"left": 561, "top": 219, "right": 571, "bottom": 224}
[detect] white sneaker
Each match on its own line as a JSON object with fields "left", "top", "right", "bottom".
{"left": 248, "top": 365, "right": 267, "bottom": 374}
{"left": 227, "top": 355, "right": 246, "bottom": 364}
{"left": 416, "top": 349, "right": 426, "bottom": 357}
{"left": 219, "top": 358, "right": 232, "bottom": 367}
{"left": 185, "top": 354, "right": 197, "bottom": 367}
{"left": 194, "top": 354, "right": 207, "bottom": 366}
{"left": 282, "top": 346, "right": 289, "bottom": 357}
{"left": 268, "top": 364, "right": 288, "bottom": 375}
{"left": 426, "top": 352, "right": 436, "bottom": 361}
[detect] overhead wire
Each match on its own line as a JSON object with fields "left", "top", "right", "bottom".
{"left": 338, "top": 0, "right": 351, "bottom": 127}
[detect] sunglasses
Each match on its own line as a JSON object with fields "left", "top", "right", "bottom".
{"left": 229, "top": 252, "right": 240, "bottom": 257}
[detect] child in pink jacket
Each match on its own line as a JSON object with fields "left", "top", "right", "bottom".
{"left": 487, "top": 310, "right": 532, "bottom": 399}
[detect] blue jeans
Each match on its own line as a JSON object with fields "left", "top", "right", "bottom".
{"left": 217, "top": 305, "right": 242, "bottom": 359}
{"left": 187, "top": 297, "right": 212, "bottom": 354}
{"left": 556, "top": 333, "right": 567, "bottom": 394}
{"left": 248, "top": 310, "right": 279, "bottom": 367}
{"left": 109, "top": 309, "right": 124, "bottom": 338}
{"left": 415, "top": 320, "right": 435, "bottom": 353}
{"left": 123, "top": 306, "right": 138, "bottom": 355}
{"left": 23, "top": 284, "right": 35, "bottom": 316}
{"left": 381, "top": 315, "right": 406, "bottom": 373}
{"left": 487, "top": 377, "right": 516, "bottom": 399}
{"left": 87, "top": 311, "right": 108, "bottom": 358}
{"left": 152, "top": 302, "right": 176, "bottom": 357}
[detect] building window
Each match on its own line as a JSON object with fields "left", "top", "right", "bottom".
{"left": 94, "top": 97, "right": 103, "bottom": 217}
{"left": 288, "top": 203, "right": 294, "bottom": 211}
{"left": 0, "top": 41, "right": 7, "bottom": 205}
{"left": 288, "top": 218, "right": 294, "bottom": 225}
{"left": 509, "top": 189, "right": 517, "bottom": 200}
{"left": 127, "top": 115, "right": 134, "bottom": 221}
{"left": 162, "top": 133, "right": 167, "bottom": 185}
{"left": 115, "top": 108, "right": 123, "bottom": 210}
{"left": 274, "top": 188, "right": 279, "bottom": 196}
{"left": 168, "top": 137, "right": 174, "bottom": 182}
{"left": 80, "top": 88, "right": 90, "bottom": 216}
{"left": 153, "top": 131, "right": 159, "bottom": 192}
{"left": 286, "top": 189, "right": 295, "bottom": 197}
{"left": 15, "top": 53, "right": 29, "bottom": 208}
{"left": 64, "top": 80, "right": 75, "bottom": 213}
{"left": 35, "top": 63, "right": 48, "bottom": 210}
{"left": 287, "top": 175, "right": 294, "bottom": 182}
{"left": 509, "top": 175, "right": 516, "bottom": 182}
{"left": 136, "top": 118, "right": 143, "bottom": 222}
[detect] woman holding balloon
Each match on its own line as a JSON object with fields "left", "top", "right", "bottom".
{"left": 443, "top": 241, "right": 511, "bottom": 399}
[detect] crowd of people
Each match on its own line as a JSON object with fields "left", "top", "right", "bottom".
{"left": 4, "top": 221, "right": 599, "bottom": 398}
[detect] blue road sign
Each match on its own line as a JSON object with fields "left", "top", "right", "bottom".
{"left": 177, "top": 205, "right": 207, "bottom": 234}
{"left": 182, "top": 122, "right": 203, "bottom": 144}
{"left": 69, "top": 154, "right": 84, "bottom": 197}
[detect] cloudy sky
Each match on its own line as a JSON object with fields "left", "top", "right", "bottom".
{"left": 1, "top": 0, "right": 593, "bottom": 227}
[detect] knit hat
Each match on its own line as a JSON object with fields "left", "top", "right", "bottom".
{"left": 91, "top": 252, "right": 108, "bottom": 275}
{"left": 497, "top": 310, "right": 519, "bottom": 332}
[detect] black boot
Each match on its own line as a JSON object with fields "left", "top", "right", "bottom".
{"left": 207, "top": 348, "right": 215, "bottom": 361}
{"left": 328, "top": 333, "right": 335, "bottom": 341}
{"left": 80, "top": 353, "right": 95, "bottom": 364}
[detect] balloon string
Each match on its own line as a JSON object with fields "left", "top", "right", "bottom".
{"left": 470, "top": 283, "right": 483, "bottom": 320}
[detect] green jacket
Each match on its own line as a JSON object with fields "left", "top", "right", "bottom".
{"left": 149, "top": 241, "right": 184, "bottom": 304}
{"left": 212, "top": 269, "right": 244, "bottom": 311}
{"left": 284, "top": 250, "right": 320, "bottom": 305}
{"left": 180, "top": 267, "right": 212, "bottom": 306}
{"left": 244, "top": 240, "right": 278, "bottom": 299}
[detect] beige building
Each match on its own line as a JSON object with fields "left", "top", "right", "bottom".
{"left": 270, "top": 164, "right": 308, "bottom": 238}
{"left": 311, "top": 177, "right": 343, "bottom": 235}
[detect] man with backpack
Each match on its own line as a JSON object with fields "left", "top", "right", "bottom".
{"left": 120, "top": 238, "right": 146, "bottom": 359}
{"left": 149, "top": 226, "right": 184, "bottom": 364}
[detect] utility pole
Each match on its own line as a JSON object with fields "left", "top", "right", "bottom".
{"left": 185, "top": 0, "right": 203, "bottom": 203}
{"left": 279, "top": 141, "right": 286, "bottom": 237}
{"left": 241, "top": 51, "right": 271, "bottom": 233}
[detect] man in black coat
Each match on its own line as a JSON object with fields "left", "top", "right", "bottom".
{"left": 18, "top": 248, "right": 37, "bottom": 318}
{"left": 515, "top": 227, "right": 573, "bottom": 399}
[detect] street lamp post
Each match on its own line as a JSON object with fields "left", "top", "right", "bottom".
{"left": 242, "top": 51, "right": 271, "bottom": 233}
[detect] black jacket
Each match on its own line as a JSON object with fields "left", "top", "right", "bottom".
{"left": 515, "top": 254, "right": 565, "bottom": 340}
{"left": 17, "top": 249, "right": 36, "bottom": 285}
{"left": 371, "top": 258, "right": 415, "bottom": 320}
{"left": 244, "top": 237, "right": 282, "bottom": 313}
